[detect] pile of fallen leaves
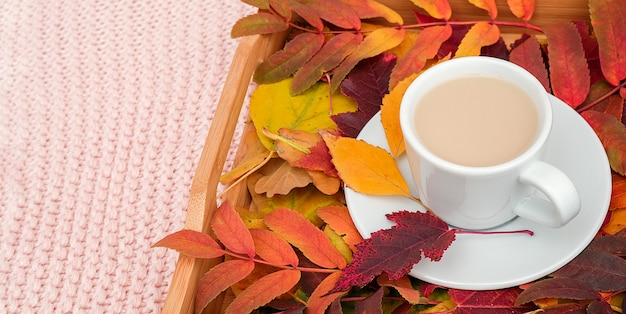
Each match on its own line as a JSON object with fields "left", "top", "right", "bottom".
{"left": 155, "top": 0, "right": 626, "bottom": 313}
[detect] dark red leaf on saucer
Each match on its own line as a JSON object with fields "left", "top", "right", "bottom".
{"left": 551, "top": 249, "right": 626, "bottom": 292}
{"left": 581, "top": 110, "right": 626, "bottom": 175}
{"left": 329, "top": 211, "right": 456, "bottom": 293}
{"left": 332, "top": 53, "right": 396, "bottom": 137}
{"left": 514, "top": 278, "right": 600, "bottom": 306}
{"left": 450, "top": 288, "right": 536, "bottom": 313}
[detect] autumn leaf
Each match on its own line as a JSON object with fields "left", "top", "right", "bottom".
{"left": 330, "top": 211, "right": 456, "bottom": 292}
{"left": 589, "top": 0, "right": 626, "bottom": 86}
{"left": 264, "top": 207, "right": 347, "bottom": 269}
{"left": 339, "top": 0, "right": 404, "bottom": 25}
{"left": 225, "top": 269, "right": 301, "bottom": 314}
{"left": 323, "top": 225, "right": 353, "bottom": 262}
{"left": 195, "top": 260, "right": 255, "bottom": 314}
{"left": 288, "top": 0, "right": 323, "bottom": 31}
{"left": 355, "top": 287, "right": 384, "bottom": 313}
{"left": 581, "top": 110, "right": 626, "bottom": 175}
{"left": 543, "top": 22, "right": 590, "bottom": 108}
{"left": 292, "top": 32, "right": 363, "bottom": 95}
{"left": 255, "top": 159, "right": 312, "bottom": 197}
{"left": 306, "top": 271, "right": 348, "bottom": 314}
{"left": 515, "top": 278, "right": 601, "bottom": 307}
{"left": 450, "top": 288, "right": 535, "bottom": 313}
{"left": 322, "top": 131, "right": 412, "bottom": 198}
{"left": 152, "top": 229, "right": 224, "bottom": 259}
{"left": 211, "top": 202, "right": 256, "bottom": 258}
{"left": 390, "top": 25, "right": 452, "bottom": 89}
{"left": 410, "top": 0, "right": 452, "bottom": 20}
{"left": 468, "top": 0, "right": 498, "bottom": 19}
{"left": 291, "top": 0, "right": 361, "bottom": 30}
{"left": 254, "top": 32, "right": 325, "bottom": 85}
{"left": 551, "top": 249, "right": 626, "bottom": 292}
{"left": 382, "top": 73, "right": 419, "bottom": 157}
{"left": 231, "top": 12, "right": 289, "bottom": 38}
{"left": 377, "top": 273, "right": 424, "bottom": 304}
{"left": 242, "top": 0, "right": 270, "bottom": 10}
{"left": 250, "top": 228, "right": 299, "bottom": 267}
{"left": 220, "top": 123, "right": 272, "bottom": 184}
{"left": 332, "top": 52, "right": 397, "bottom": 137}
{"left": 610, "top": 173, "right": 626, "bottom": 210}
{"left": 509, "top": 34, "right": 550, "bottom": 92}
{"left": 588, "top": 231, "right": 626, "bottom": 256}
{"left": 506, "top": 0, "right": 535, "bottom": 21}
{"left": 250, "top": 77, "right": 357, "bottom": 151}
{"left": 454, "top": 22, "right": 501, "bottom": 57}
{"left": 330, "top": 27, "right": 406, "bottom": 92}
{"left": 603, "top": 208, "right": 626, "bottom": 234}
{"left": 269, "top": 0, "right": 291, "bottom": 19}
{"left": 316, "top": 205, "right": 364, "bottom": 252}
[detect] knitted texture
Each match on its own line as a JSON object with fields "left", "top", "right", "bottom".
{"left": 0, "top": 1, "right": 254, "bottom": 312}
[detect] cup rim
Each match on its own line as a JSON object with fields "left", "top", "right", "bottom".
{"left": 399, "top": 56, "right": 552, "bottom": 175}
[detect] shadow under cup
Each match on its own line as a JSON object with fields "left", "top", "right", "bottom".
{"left": 399, "top": 56, "right": 558, "bottom": 230}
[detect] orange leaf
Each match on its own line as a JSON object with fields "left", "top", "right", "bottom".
{"left": 390, "top": 25, "right": 452, "bottom": 89}
{"left": 307, "top": 170, "right": 341, "bottom": 195}
{"left": 231, "top": 12, "right": 289, "bottom": 38}
{"left": 317, "top": 205, "right": 364, "bottom": 252}
{"left": 330, "top": 27, "right": 406, "bottom": 91}
{"left": 506, "top": 0, "right": 535, "bottom": 21}
{"left": 589, "top": 0, "right": 626, "bottom": 86}
{"left": 602, "top": 207, "right": 626, "bottom": 234}
{"left": 306, "top": 271, "right": 348, "bottom": 314}
{"left": 544, "top": 22, "right": 590, "bottom": 108}
{"left": 250, "top": 228, "right": 299, "bottom": 267}
{"left": 410, "top": 0, "right": 452, "bottom": 20}
{"left": 242, "top": 0, "right": 270, "bottom": 9}
{"left": 454, "top": 22, "right": 501, "bottom": 57}
{"left": 288, "top": 0, "right": 324, "bottom": 31}
{"left": 264, "top": 207, "right": 347, "bottom": 269}
{"left": 152, "top": 229, "right": 224, "bottom": 259}
{"left": 377, "top": 273, "right": 423, "bottom": 304}
{"left": 255, "top": 159, "right": 312, "bottom": 197}
{"left": 225, "top": 269, "right": 301, "bottom": 314}
{"left": 581, "top": 110, "right": 626, "bottom": 175}
{"left": 383, "top": 74, "right": 419, "bottom": 157}
{"left": 254, "top": 33, "right": 325, "bottom": 84}
{"left": 195, "top": 260, "right": 255, "bottom": 314}
{"left": 294, "top": 0, "right": 361, "bottom": 29}
{"left": 322, "top": 131, "right": 411, "bottom": 197}
{"left": 468, "top": 0, "right": 498, "bottom": 19}
{"left": 610, "top": 173, "right": 626, "bottom": 210}
{"left": 339, "top": 0, "right": 404, "bottom": 25}
{"left": 211, "top": 202, "right": 256, "bottom": 258}
{"left": 509, "top": 35, "right": 551, "bottom": 93}
{"left": 269, "top": 0, "right": 292, "bottom": 19}
{"left": 292, "top": 32, "right": 363, "bottom": 95}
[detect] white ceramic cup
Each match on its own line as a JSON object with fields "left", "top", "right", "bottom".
{"left": 399, "top": 56, "right": 580, "bottom": 230}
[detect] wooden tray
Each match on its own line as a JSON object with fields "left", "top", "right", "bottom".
{"left": 161, "top": 1, "right": 591, "bottom": 313}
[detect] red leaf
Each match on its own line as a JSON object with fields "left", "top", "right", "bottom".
{"left": 573, "top": 20, "right": 604, "bottom": 85}
{"left": 288, "top": 0, "right": 324, "bottom": 31}
{"left": 330, "top": 211, "right": 456, "bottom": 292}
{"left": 211, "top": 202, "right": 255, "bottom": 258}
{"left": 293, "top": 140, "right": 338, "bottom": 177}
{"left": 306, "top": 271, "right": 347, "bottom": 314}
{"left": 514, "top": 278, "right": 600, "bottom": 306}
{"left": 231, "top": 12, "right": 289, "bottom": 38}
{"left": 449, "top": 288, "right": 535, "bottom": 313}
{"left": 506, "top": 0, "right": 535, "bottom": 21}
{"left": 224, "top": 269, "right": 301, "bottom": 314}
{"left": 587, "top": 231, "right": 626, "bottom": 256}
{"left": 264, "top": 207, "right": 347, "bottom": 269}
{"left": 292, "top": 0, "right": 361, "bottom": 29}
{"left": 589, "top": 0, "right": 626, "bottom": 86}
{"left": 332, "top": 53, "right": 397, "bottom": 137}
{"left": 195, "top": 260, "right": 255, "bottom": 313}
{"left": 390, "top": 25, "right": 452, "bottom": 88}
{"left": 152, "top": 229, "right": 224, "bottom": 259}
{"left": 543, "top": 22, "right": 590, "bottom": 108}
{"left": 551, "top": 249, "right": 626, "bottom": 292}
{"left": 254, "top": 32, "right": 325, "bottom": 84}
{"left": 581, "top": 110, "right": 626, "bottom": 175}
{"left": 249, "top": 228, "right": 299, "bottom": 267}
{"left": 355, "top": 287, "right": 384, "bottom": 314}
{"left": 509, "top": 34, "right": 550, "bottom": 92}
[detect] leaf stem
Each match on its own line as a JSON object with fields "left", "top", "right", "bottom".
{"left": 576, "top": 80, "right": 626, "bottom": 113}
{"left": 225, "top": 249, "right": 338, "bottom": 273}
{"left": 261, "top": 128, "right": 311, "bottom": 154}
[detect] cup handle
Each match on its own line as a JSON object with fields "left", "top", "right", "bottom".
{"left": 515, "top": 161, "right": 581, "bottom": 228}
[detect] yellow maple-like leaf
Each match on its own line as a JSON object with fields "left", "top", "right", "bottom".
{"left": 381, "top": 73, "right": 419, "bottom": 157}
{"left": 322, "top": 131, "right": 411, "bottom": 198}
{"left": 250, "top": 78, "right": 358, "bottom": 151}
{"left": 455, "top": 22, "right": 501, "bottom": 57}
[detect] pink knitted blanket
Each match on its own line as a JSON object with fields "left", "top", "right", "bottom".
{"left": 0, "top": 1, "right": 253, "bottom": 312}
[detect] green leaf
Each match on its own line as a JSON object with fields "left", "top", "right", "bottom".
{"left": 254, "top": 32, "right": 325, "bottom": 84}
{"left": 231, "top": 12, "right": 289, "bottom": 38}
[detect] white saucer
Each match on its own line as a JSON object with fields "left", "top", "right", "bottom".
{"left": 345, "top": 95, "right": 611, "bottom": 290}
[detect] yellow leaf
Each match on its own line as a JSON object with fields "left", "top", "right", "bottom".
{"left": 455, "top": 22, "right": 501, "bottom": 57}
{"left": 410, "top": 0, "right": 452, "bottom": 20}
{"left": 323, "top": 225, "right": 353, "bottom": 262}
{"left": 317, "top": 205, "right": 364, "bottom": 252}
{"left": 468, "top": 0, "right": 498, "bottom": 19}
{"left": 322, "top": 131, "right": 411, "bottom": 197}
{"left": 603, "top": 207, "right": 626, "bottom": 234}
{"left": 381, "top": 73, "right": 419, "bottom": 157}
{"left": 250, "top": 78, "right": 358, "bottom": 151}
